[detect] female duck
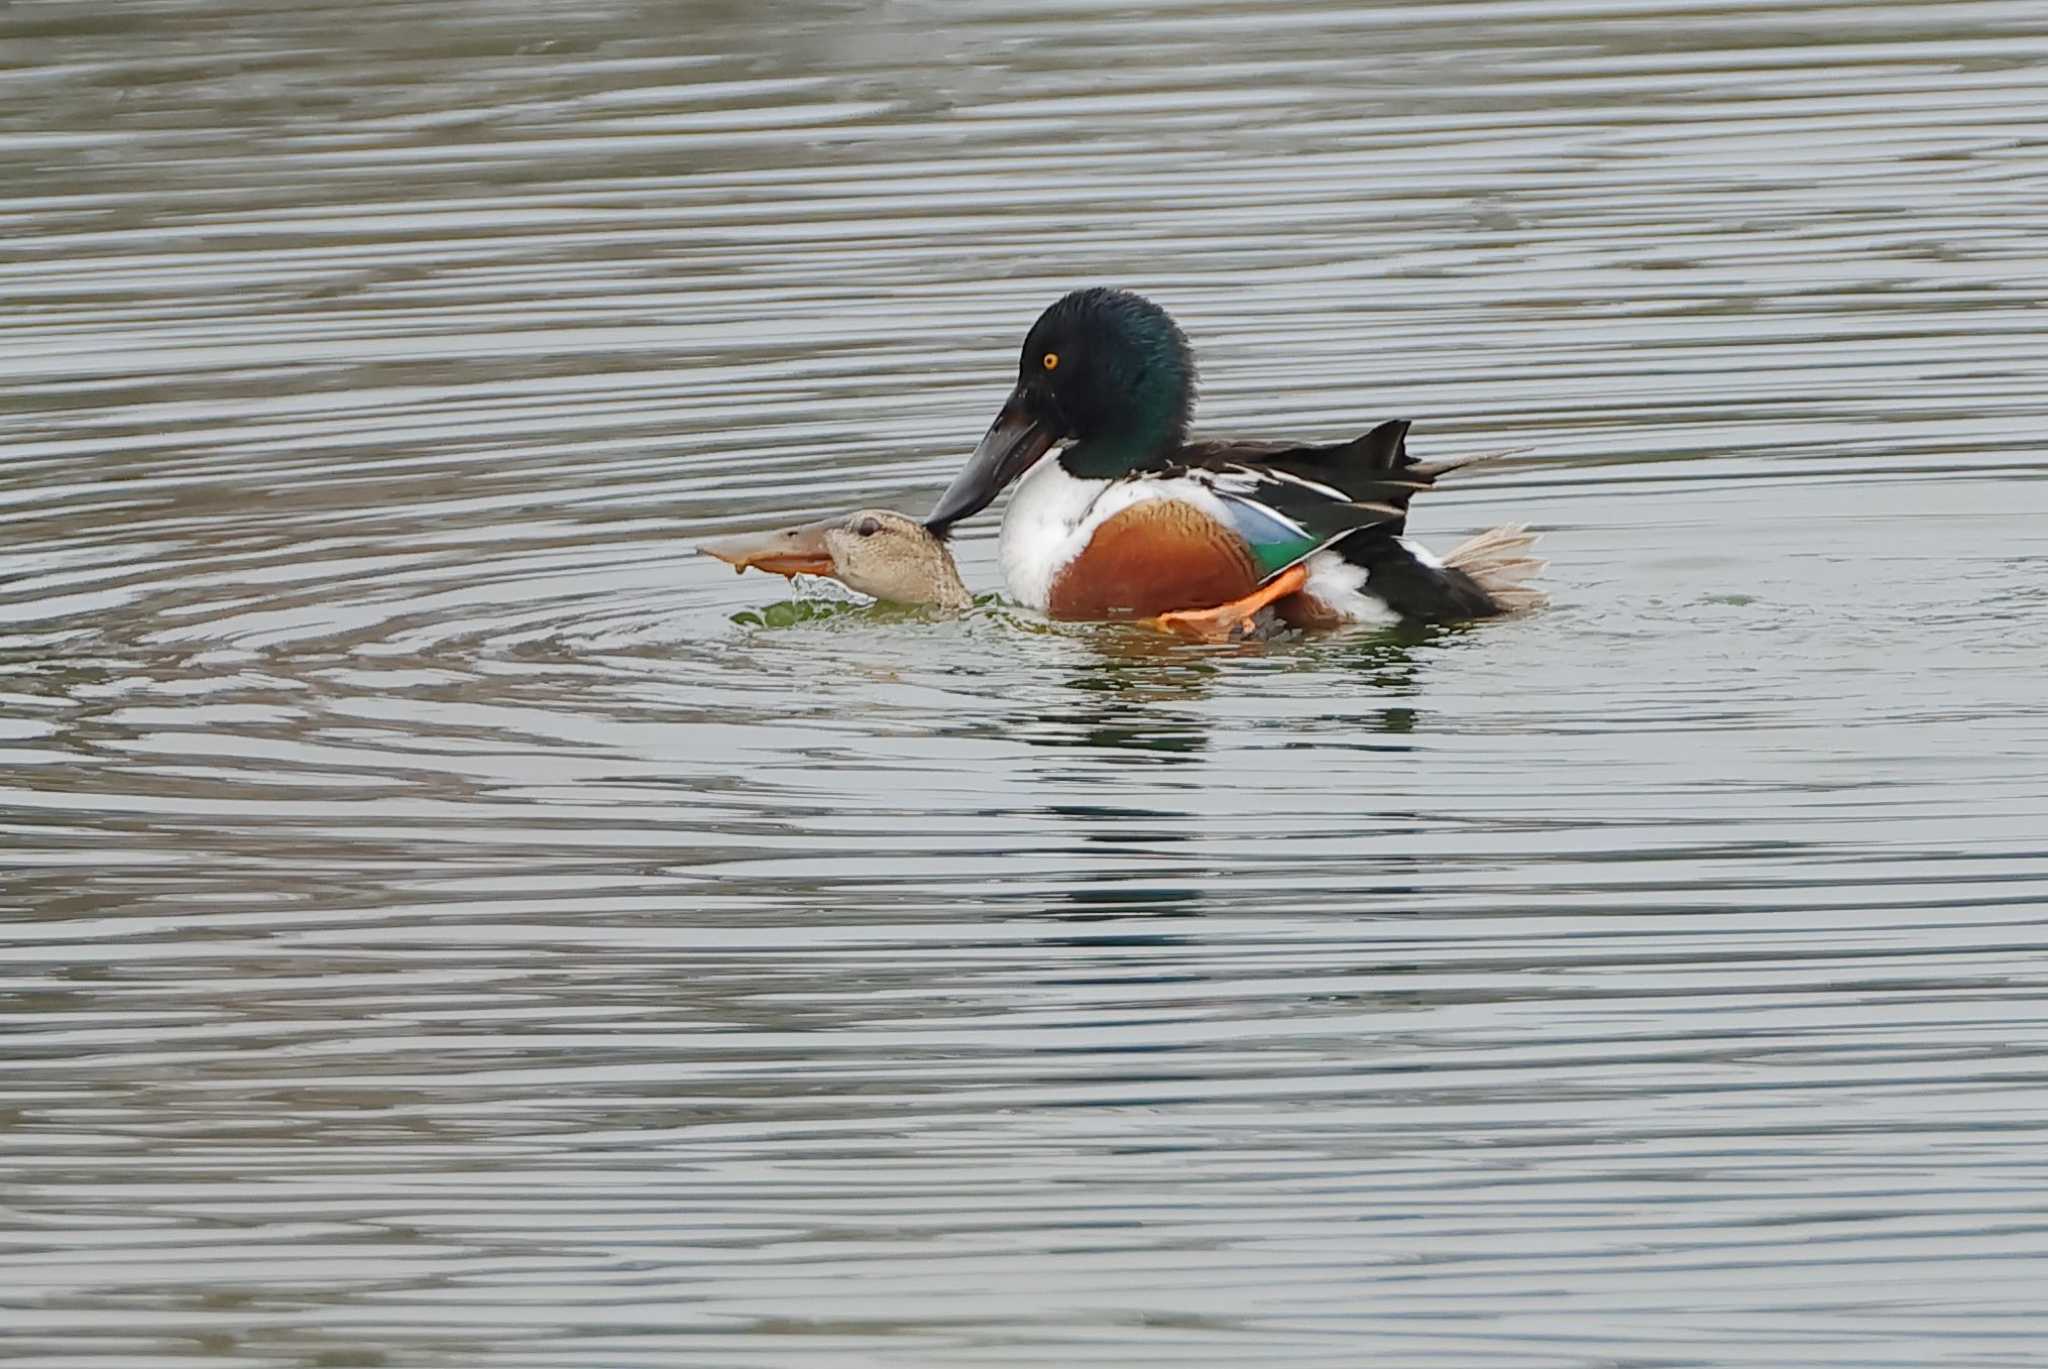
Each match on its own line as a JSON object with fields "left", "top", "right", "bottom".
{"left": 924, "top": 288, "right": 1542, "bottom": 636}
{"left": 701, "top": 508, "right": 973, "bottom": 610}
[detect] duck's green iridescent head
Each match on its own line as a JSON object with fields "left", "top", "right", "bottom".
{"left": 926, "top": 288, "right": 1197, "bottom": 533}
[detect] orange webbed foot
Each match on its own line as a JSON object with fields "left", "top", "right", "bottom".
{"left": 1146, "top": 602, "right": 1261, "bottom": 641}
{"left": 1141, "top": 564, "right": 1310, "bottom": 642}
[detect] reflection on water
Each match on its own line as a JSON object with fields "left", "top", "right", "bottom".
{"left": 5, "top": 0, "right": 2048, "bottom": 1365}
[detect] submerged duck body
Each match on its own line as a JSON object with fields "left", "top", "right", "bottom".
{"left": 927, "top": 288, "right": 1541, "bottom": 634}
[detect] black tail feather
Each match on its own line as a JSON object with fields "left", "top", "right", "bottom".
{"left": 1337, "top": 532, "right": 1501, "bottom": 622}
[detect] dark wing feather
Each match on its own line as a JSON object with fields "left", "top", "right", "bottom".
{"left": 1127, "top": 419, "right": 1437, "bottom": 580}
{"left": 1173, "top": 419, "right": 1437, "bottom": 534}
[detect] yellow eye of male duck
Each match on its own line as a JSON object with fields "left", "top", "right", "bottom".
{"left": 1041, "top": 351, "right": 1059, "bottom": 371}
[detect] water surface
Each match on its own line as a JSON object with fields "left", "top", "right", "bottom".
{"left": 5, "top": 2, "right": 2048, "bottom": 1365}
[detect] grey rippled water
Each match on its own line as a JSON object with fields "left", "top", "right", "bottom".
{"left": 5, "top": 1, "right": 2048, "bottom": 1365}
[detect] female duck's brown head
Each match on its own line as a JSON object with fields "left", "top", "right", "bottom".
{"left": 700, "top": 509, "right": 971, "bottom": 611}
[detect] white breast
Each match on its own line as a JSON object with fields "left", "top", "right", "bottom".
{"left": 996, "top": 457, "right": 1095, "bottom": 610}
{"left": 996, "top": 459, "right": 1239, "bottom": 611}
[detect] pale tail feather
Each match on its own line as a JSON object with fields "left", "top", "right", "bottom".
{"left": 1442, "top": 523, "right": 1547, "bottom": 614}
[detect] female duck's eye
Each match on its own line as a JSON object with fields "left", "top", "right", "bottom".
{"left": 854, "top": 518, "right": 880, "bottom": 537}
{"left": 1041, "top": 351, "right": 1059, "bottom": 371}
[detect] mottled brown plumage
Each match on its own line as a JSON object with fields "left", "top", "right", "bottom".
{"left": 702, "top": 509, "right": 970, "bottom": 609}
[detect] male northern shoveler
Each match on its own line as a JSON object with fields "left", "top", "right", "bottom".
{"left": 923, "top": 288, "right": 1542, "bottom": 638}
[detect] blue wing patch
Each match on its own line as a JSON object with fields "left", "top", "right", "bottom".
{"left": 1215, "top": 492, "right": 1323, "bottom": 579}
